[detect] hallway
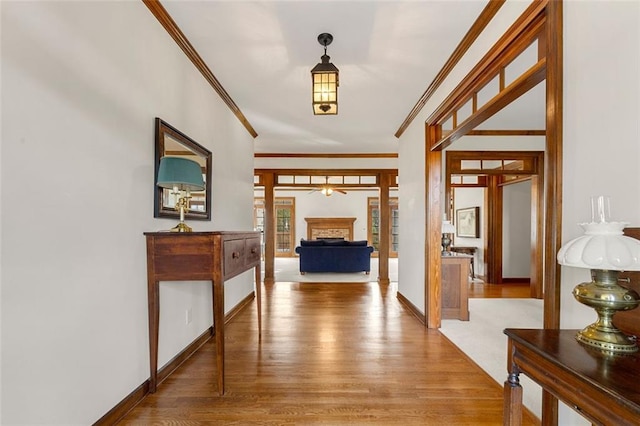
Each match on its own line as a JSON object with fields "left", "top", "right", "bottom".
{"left": 119, "top": 282, "right": 538, "bottom": 424}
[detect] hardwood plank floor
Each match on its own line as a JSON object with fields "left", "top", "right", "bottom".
{"left": 119, "top": 282, "right": 538, "bottom": 425}
{"left": 469, "top": 281, "right": 531, "bottom": 298}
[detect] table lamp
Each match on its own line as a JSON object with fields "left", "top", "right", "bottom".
{"left": 442, "top": 219, "right": 456, "bottom": 255}
{"left": 557, "top": 196, "right": 640, "bottom": 353}
{"left": 156, "top": 157, "right": 205, "bottom": 232}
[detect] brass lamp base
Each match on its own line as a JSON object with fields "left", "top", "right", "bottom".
{"left": 576, "top": 324, "right": 637, "bottom": 353}
{"left": 170, "top": 197, "right": 192, "bottom": 232}
{"left": 573, "top": 269, "right": 640, "bottom": 353}
{"left": 170, "top": 222, "right": 193, "bottom": 233}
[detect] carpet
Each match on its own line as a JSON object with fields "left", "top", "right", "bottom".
{"left": 440, "top": 298, "right": 544, "bottom": 419}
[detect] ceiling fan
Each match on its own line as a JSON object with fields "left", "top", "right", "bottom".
{"left": 309, "top": 177, "right": 347, "bottom": 196}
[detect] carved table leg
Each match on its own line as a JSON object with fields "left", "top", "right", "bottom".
{"left": 504, "top": 372, "right": 523, "bottom": 426}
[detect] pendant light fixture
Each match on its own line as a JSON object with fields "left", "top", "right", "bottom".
{"left": 311, "top": 33, "right": 339, "bottom": 115}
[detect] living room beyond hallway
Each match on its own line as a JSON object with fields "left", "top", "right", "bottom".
{"left": 268, "top": 257, "right": 399, "bottom": 283}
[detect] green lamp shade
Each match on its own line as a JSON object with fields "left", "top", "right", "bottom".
{"left": 157, "top": 157, "right": 205, "bottom": 191}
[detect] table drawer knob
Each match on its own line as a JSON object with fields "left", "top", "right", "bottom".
{"left": 232, "top": 251, "right": 240, "bottom": 259}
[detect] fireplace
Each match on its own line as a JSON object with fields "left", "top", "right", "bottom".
{"left": 305, "top": 217, "right": 356, "bottom": 240}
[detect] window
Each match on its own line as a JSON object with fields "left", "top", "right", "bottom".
{"left": 368, "top": 197, "right": 399, "bottom": 258}
{"left": 254, "top": 197, "right": 296, "bottom": 257}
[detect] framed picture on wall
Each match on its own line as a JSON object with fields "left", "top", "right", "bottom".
{"left": 456, "top": 206, "right": 480, "bottom": 238}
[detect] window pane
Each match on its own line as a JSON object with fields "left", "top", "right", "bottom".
{"left": 461, "top": 160, "right": 481, "bottom": 170}
{"left": 482, "top": 160, "right": 503, "bottom": 170}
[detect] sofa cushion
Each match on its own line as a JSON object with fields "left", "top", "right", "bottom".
{"left": 300, "top": 239, "right": 325, "bottom": 247}
{"left": 346, "top": 240, "right": 368, "bottom": 246}
{"left": 322, "top": 239, "right": 348, "bottom": 246}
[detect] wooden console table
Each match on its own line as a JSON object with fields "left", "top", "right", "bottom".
{"left": 441, "top": 255, "right": 471, "bottom": 321}
{"left": 449, "top": 246, "right": 476, "bottom": 278}
{"left": 503, "top": 328, "right": 640, "bottom": 425}
{"left": 144, "top": 231, "right": 261, "bottom": 395}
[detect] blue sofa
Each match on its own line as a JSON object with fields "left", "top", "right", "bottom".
{"left": 295, "top": 238, "right": 374, "bottom": 274}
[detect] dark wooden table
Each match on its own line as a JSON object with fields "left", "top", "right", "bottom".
{"left": 144, "top": 231, "right": 261, "bottom": 395}
{"left": 503, "top": 328, "right": 640, "bottom": 426}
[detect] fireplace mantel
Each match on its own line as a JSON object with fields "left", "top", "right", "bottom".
{"left": 305, "top": 217, "right": 356, "bottom": 240}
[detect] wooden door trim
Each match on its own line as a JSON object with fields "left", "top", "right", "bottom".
{"left": 444, "top": 150, "right": 544, "bottom": 296}
{"left": 424, "top": 2, "right": 562, "bottom": 335}
{"left": 395, "top": 0, "right": 506, "bottom": 138}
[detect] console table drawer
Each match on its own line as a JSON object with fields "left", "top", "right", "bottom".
{"left": 224, "top": 239, "right": 246, "bottom": 278}
{"left": 245, "top": 237, "right": 261, "bottom": 265}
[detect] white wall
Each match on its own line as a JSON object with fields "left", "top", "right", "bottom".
{"left": 397, "top": 119, "right": 426, "bottom": 308}
{"left": 255, "top": 156, "right": 397, "bottom": 170}
{"left": 503, "top": 180, "right": 531, "bottom": 278}
{"left": 1, "top": 2, "right": 255, "bottom": 424}
{"left": 452, "top": 188, "right": 485, "bottom": 277}
{"left": 559, "top": 2, "right": 640, "bottom": 424}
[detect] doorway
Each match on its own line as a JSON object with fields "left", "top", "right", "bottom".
{"left": 445, "top": 150, "right": 544, "bottom": 297}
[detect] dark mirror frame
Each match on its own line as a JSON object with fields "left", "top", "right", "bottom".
{"left": 154, "top": 117, "right": 212, "bottom": 221}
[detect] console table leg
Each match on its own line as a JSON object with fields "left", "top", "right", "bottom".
{"left": 255, "top": 265, "right": 262, "bottom": 338}
{"left": 504, "top": 372, "right": 523, "bottom": 426}
{"left": 148, "top": 280, "right": 159, "bottom": 393}
{"left": 213, "top": 279, "right": 225, "bottom": 395}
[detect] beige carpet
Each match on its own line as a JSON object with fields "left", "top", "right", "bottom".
{"left": 440, "top": 298, "right": 544, "bottom": 419}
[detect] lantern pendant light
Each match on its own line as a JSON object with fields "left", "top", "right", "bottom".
{"left": 311, "top": 33, "right": 339, "bottom": 115}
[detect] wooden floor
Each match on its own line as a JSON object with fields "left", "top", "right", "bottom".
{"left": 119, "top": 282, "right": 538, "bottom": 425}
{"left": 469, "top": 281, "right": 531, "bottom": 298}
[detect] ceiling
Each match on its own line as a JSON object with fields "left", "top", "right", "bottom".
{"left": 161, "top": 0, "right": 494, "bottom": 154}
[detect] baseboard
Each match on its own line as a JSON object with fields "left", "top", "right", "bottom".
{"left": 93, "top": 292, "right": 256, "bottom": 425}
{"left": 397, "top": 291, "right": 426, "bottom": 326}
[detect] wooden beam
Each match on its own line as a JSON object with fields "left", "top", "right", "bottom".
{"left": 142, "top": 0, "right": 257, "bottom": 138}
{"left": 543, "top": 0, "right": 563, "bottom": 331}
{"left": 432, "top": 59, "right": 546, "bottom": 151}
{"left": 255, "top": 168, "right": 398, "bottom": 178}
{"left": 427, "top": 0, "right": 547, "bottom": 127}
{"left": 263, "top": 172, "right": 275, "bottom": 284}
{"left": 541, "top": 0, "right": 563, "bottom": 422}
{"left": 378, "top": 173, "right": 391, "bottom": 285}
{"left": 255, "top": 153, "right": 398, "bottom": 159}
{"left": 466, "top": 130, "right": 545, "bottom": 136}
{"left": 426, "top": 124, "right": 442, "bottom": 328}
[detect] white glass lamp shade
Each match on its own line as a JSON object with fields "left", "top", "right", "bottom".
{"left": 442, "top": 220, "right": 456, "bottom": 234}
{"left": 157, "top": 157, "right": 205, "bottom": 192}
{"left": 557, "top": 221, "right": 640, "bottom": 271}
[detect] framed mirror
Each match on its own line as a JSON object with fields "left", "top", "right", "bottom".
{"left": 154, "top": 118, "right": 212, "bottom": 220}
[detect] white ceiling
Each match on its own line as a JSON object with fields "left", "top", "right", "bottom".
{"left": 161, "top": 0, "right": 496, "bottom": 154}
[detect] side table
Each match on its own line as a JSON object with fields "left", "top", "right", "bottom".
{"left": 503, "top": 328, "right": 640, "bottom": 425}
{"left": 144, "top": 231, "right": 261, "bottom": 395}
